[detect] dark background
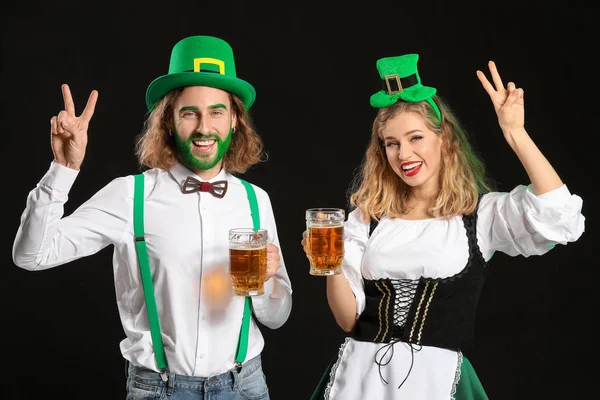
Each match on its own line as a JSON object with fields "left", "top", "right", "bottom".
{"left": 1, "top": 1, "right": 595, "bottom": 399}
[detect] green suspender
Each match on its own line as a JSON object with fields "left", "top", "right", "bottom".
{"left": 235, "top": 178, "right": 260, "bottom": 365}
{"left": 132, "top": 174, "right": 260, "bottom": 377}
{"left": 133, "top": 174, "right": 169, "bottom": 380}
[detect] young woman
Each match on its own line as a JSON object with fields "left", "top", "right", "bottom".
{"left": 303, "top": 54, "right": 585, "bottom": 399}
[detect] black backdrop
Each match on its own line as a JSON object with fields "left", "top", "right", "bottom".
{"left": 1, "top": 1, "right": 595, "bottom": 399}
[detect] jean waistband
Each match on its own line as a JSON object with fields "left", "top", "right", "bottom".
{"left": 127, "top": 354, "right": 262, "bottom": 391}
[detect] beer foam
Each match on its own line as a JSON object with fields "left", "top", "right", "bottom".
{"left": 229, "top": 243, "right": 267, "bottom": 250}
{"left": 307, "top": 221, "right": 344, "bottom": 228}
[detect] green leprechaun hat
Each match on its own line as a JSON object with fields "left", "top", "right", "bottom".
{"left": 370, "top": 53, "right": 441, "bottom": 121}
{"left": 146, "top": 35, "right": 256, "bottom": 111}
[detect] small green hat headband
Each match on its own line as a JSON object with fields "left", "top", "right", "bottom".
{"left": 369, "top": 53, "right": 441, "bottom": 122}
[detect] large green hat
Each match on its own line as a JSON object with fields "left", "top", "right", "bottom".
{"left": 145, "top": 35, "right": 256, "bottom": 111}
{"left": 370, "top": 53, "right": 441, "bottom": 121}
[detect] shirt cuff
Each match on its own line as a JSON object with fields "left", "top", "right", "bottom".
{"left": 40, "top": 161, "right": 80, "bottom": 193}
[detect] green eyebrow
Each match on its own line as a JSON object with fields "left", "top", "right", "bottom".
{"left": 209, "top": 103, "right": 227, "bottom": 110}
{"left": 179, "top": 106, "right": 199, "bottom": 112}
{"left": 179, "top": 104, "right": 227, "bottom": 112}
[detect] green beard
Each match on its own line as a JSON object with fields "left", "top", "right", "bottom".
{"left": 174, "top": 129, "right": 232, "bottom": 171}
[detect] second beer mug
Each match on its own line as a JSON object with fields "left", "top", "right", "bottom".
{"left": 229, "top": 228, "right": 268, "bottom": 296}
{"left": 306, "top": 208, "right": 345, "bottom": 276}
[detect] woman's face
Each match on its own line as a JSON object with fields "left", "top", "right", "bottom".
{"left": 381, "top": 111, "right": 443, "bottom": 192}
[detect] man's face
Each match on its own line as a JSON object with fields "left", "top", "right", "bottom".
{"left": 172, "top": 86, "right": 236, "bottom": 177}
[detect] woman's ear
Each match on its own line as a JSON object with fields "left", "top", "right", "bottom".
{"left": 440, "top": 137, "right": 449, "bottom": 151}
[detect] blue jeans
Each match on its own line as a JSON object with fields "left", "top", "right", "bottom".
{"left": 125, "top": 354, "right": 270, "bottom": 399}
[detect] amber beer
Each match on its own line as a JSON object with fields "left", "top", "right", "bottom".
{"left": 229, "top": 229, "right": 268, "bottom": 296}
{"left": 306, "top": 208, "right": 345, "bottom": 276}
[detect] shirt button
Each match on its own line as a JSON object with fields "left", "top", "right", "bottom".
{"left": 198, "top": 354, "right": 204, "bottom": 359}
{"left": 202, "top": 315, "right": 206, "bottom": 320}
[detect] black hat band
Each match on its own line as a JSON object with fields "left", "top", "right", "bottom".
{"left": 382, "top": 73, "right": 418, "bottom": 94}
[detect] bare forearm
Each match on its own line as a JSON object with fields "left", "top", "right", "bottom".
{"left": 505, "top": 128, "right": 563, "bottom": 195}
{"left": 326, "top": 274, "right": 357, "bottom": 332}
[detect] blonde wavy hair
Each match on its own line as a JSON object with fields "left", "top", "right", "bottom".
{"left": 134, "top": 88, "right": 265, "bottom": 174}
{"left": 348, "top": 96, "right": 494, "bottom": 222}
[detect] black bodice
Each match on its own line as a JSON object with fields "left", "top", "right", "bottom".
{"left": 351, "top": 208, "right": 488, "bottom": 354}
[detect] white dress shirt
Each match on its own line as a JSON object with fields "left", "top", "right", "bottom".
{"left": 326, "top": 184, "right": 584, "bottom": 399}
{"left": 12, "top": 161, "right": 293, "bottom": 377}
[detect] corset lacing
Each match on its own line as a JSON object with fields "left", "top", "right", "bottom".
{"left": 374, "top": 278, "right": 422, "bottom": 389}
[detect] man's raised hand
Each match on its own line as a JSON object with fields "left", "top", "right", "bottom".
{"left": 50, "top": 84, "right": 98, "bottom": 170}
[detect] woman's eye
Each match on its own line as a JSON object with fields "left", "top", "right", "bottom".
{"left": 385, "top": 142, "right": 398, "bottom": 148}
{"left": 410, "top": 136, "right": 423, "bottom": 142}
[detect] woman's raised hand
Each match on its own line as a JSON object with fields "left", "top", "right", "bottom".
{"left": 477, "top": 61, "right": 525, "bottom": 136}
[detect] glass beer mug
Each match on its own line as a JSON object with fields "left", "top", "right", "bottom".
{"left": 305, "top": 208, "right": 345, "bottom": 276}
{"left": 228, "top": 228, "right": 268, "bottom": 296}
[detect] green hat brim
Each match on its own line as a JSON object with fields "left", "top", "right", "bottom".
{"left": 370, "top": 85, "right": 437, "bottom": 108}
{"left": 146, "top": 72, "right": 256, "bottom": 111}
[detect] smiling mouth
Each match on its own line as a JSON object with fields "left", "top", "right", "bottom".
{"left": 192, "top": 139, "right": 216, "bottom": 153}
{"left": 401, "top": 161, "right": 423, "bottom": 176}
{"left": 401, "top": 161, "right": 422, "bottom": 171}
{"left": 193, "top": 139, "right": 216, "bottom": 146}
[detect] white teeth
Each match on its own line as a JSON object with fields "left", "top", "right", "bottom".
{"left": 401, "top": 162, "right": 422, "bottom": 171}
{"left": 193, "top": 139, "right": 216, "bottom": 146}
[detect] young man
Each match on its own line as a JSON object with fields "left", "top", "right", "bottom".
{"left": 12, "top": 35, "right": 292, "bottom": 399}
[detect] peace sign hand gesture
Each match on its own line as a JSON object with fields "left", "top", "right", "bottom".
{"left": 477, "top": 61, "right": 525, "bottom": 137}
{"left": 50, "top": 84, "right": 98, "bottom": 170}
